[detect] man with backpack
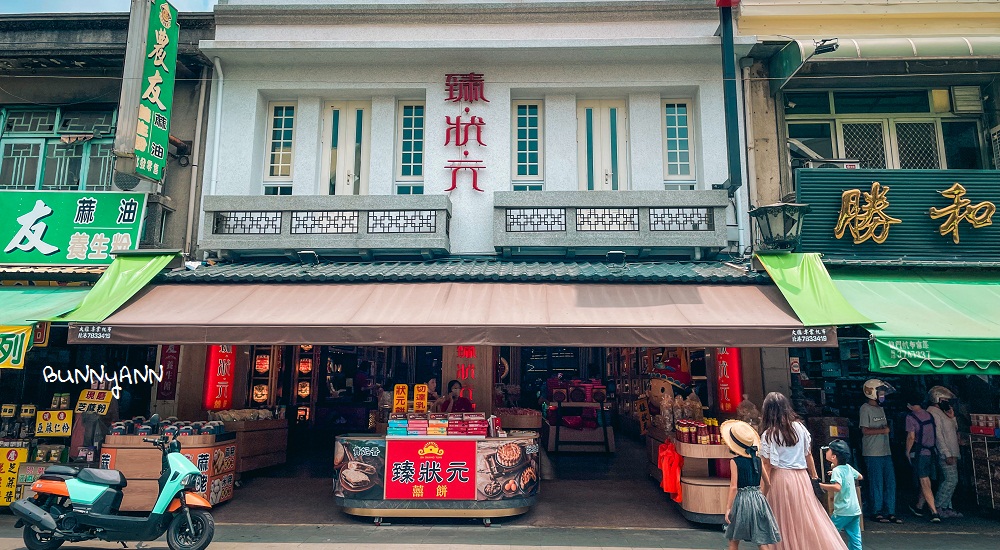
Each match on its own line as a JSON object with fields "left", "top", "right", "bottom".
{"left": 905, "top": 390, "right": 940, "bottom": 522}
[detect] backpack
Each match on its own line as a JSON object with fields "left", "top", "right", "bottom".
{"left": 907, "top": 411, "right": 937, "bottom": 459}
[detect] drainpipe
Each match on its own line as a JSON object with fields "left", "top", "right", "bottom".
{"left": 184, "top": 66, "right": 209, "bottom": 256}
{"left": 716, "top": 1, "right": 742, "bottom": 198}
{"left": 738, "top": 61, "right": 755, "bottom": 254}
{"left": 209, "top": 57, "right": 225, "bottom": 197}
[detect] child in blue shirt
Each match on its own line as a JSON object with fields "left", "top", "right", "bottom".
{"left": 820, "top": 439, "right": 864, "bottom": 550}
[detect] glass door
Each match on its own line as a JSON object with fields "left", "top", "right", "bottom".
{"left": 577, "top": 100, "right": 629, "bottom": 191}
{"left": 324, "top": 101, "right": 371, "bottom": 195}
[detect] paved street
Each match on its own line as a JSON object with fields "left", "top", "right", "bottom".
{"left": 0, "top": 516, "right": 998, "bottom": 550}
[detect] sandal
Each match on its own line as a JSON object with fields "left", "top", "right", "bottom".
{"left": 873, "top": 514, "right": 890, "bottom": 523}
{"left": 888, "top": 515, "right": 903, "bottom": 524}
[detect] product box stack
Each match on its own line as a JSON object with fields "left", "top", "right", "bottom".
{"left": 406, "top": 413, "right": 428, "bottom": 436}
{"left": 428, "top": 414, "right": 449, "bottom": 435}
{"left": 447, "top": 413, "right": 467, "bottom": 435}
{"left": 970, "top": 414, "right": 1000, "bottom": 437}
{"left": 466, "top": 413, "right": 489, "bottom": 436}
{"left": 387, "top": 413, "right": 408, "bottom": 436}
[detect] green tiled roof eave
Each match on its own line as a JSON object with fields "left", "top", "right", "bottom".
{"left": 158, "top": 259, "right": 769, "bottom": 285}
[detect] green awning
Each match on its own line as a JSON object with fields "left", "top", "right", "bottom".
{"left": 770, "top": 37, "right": 1000, "bottom": 88}
{"left": 831, "top": 271, "right": 1000, "bottom": 374}
{"left": 755, "top": 253, "right": 873, "bottom": 327}
{"left": 0, "top": 286, "right": 91, "bottom": 326}
{"left": 48, "top": 252, "right": 177, "bottom": 323}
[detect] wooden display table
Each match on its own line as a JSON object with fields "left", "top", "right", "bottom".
{"left": 223, "top": 418, "right": 287, "bottom": 473}
{"left": 544, "top": 401, "right": 614, "bottom": 453}
{"left": 100, "top": 434, "right": 237, "bottom": 511}
{"left": 671, "top": 437, "right": 731, "bottom": 524}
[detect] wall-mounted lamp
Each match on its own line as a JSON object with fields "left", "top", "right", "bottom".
{"left": 748, "top": 202, "right": 812, "bottom": 252}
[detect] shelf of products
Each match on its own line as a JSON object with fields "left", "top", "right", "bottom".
{"left": 293, "top": 345, "right": 320, "bottom": 424}
{"left": 969, "top": 433, "right": 1000, "bottom": 511}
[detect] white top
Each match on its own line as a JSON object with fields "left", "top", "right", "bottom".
{"left": 928, "top": 406, "right": 960, "bottom": 459}
{"left": 759, "top": 421, "right": 811, "bottom": 470}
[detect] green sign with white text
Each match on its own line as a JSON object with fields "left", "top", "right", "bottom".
{"left": 134, "top": 0, "right": 179, "bottom": 182}
{"left": 0, "top": 191, "right": 146, "bottom": 265}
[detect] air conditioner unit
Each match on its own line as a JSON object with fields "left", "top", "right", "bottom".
{"left": 951, "top": 86, "right": 984, "bottom": 114}
{"left": 803, "top": 159, "right": 861, "bottom": 169}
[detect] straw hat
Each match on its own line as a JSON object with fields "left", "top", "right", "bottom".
{"left": 721, "top": 419, "right": 761, "bottom": 458}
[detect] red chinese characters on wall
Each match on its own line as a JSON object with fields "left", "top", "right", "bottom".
{"left": 157, "top": 344, "right": 181, "bottom": 400}
{"left": 455, "top": 345, "right": 477, "bottom": 406}
{"left": 715, "top": 348, "right": 744, "bottom": 414}
{"left": 203, "top": 345, "right": 236, "bottom": 411}
{"left": 444, "top": 73, "right": 488, "bottom": 192}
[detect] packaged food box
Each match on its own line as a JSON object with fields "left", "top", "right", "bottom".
{"left": 464, "top": 413, "right": 486, "bottom": 420}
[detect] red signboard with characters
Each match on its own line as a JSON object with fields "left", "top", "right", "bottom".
{"left": 203, "top": 345, "right": 236, "bottom": 411}
{"left": 157, "top": 345, "right": 181, "bottom": 400}
{"left": 715, "top": 348, "right": 744, "bottom": 413}
{"left": 384, "top": 439, "right": 476, "bottom": 500}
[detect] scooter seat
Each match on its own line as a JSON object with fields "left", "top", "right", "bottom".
{"left": 43, "top": 465, "right": 80, "bottom": 477}
{"left": 77, "top": 468, "right": 127, "bottom": 489}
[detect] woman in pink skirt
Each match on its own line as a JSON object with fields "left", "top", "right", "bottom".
{"left": 759, "top": 392, "right": 847, "bottom": 550}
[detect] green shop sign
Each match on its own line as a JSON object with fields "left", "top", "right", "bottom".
{"left": 134, "top": 0, "right": 179, "bottom": 182}
{"left": 0, "top": 191, "right": 146, "bottom": 265}
{"left": 796, "top": 169, "right": 1000, "bottom": 261}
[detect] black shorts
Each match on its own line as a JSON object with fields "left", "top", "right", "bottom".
{"left": 912, "top": 454, "right": 936, "bottom": 480}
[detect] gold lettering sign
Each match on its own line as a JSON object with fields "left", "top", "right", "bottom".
{"left": 928, "top": 183, "right": 995, "bottom": 244}
{"left": 834, "top": 181, "right": 901, "bottom": 244}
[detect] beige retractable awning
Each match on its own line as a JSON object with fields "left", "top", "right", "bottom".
{"left": 67, "top": 283, "right": 836, "bottom": 347}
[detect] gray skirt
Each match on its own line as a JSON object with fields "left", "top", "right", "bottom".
{"left": 725, "top": 486, "right": 782, "bottom": 545}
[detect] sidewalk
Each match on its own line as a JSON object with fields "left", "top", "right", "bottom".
{"left": 0, "top": 517, "right": 997, "bottom": 550}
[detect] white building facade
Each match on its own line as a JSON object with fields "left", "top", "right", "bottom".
{"left": 198, "top": 0, "right": 752, "bottom": 260}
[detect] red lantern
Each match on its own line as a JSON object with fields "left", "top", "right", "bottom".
{"left": 715, "top": 348, "right": 744, "bottom": 414}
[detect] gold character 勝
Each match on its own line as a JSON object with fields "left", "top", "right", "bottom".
{"left": 834, "top": 181, "right": 901, "bottom": 244}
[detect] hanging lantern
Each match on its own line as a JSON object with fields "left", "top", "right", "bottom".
{"left": 298, "top": 358, "right": 313, "bottom": 374}
{"left": 252, "top": 384, "right": 269, "bottom": 403}
{"left": 255, "top": 355, "right": 270, "bottom": 374}
{"left": 297, "top": 381, "right": 311, "bottom": 398}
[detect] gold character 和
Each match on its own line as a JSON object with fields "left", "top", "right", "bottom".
{"left": 834, "top": 182, "right": 901, "bottom": 244}
{"left": 928, "top": 183, "right": 995, "bottom": 244}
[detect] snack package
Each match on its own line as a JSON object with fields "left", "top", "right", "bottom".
{"left": 673, "top": 394, "right": 687, "bottom": 422}
{"left": 685, "top": 392, "right": 705, "bottom": 422}
{"left": 735, "top": 394, "right": 761, "bottom": 430}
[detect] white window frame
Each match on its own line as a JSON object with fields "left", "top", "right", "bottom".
{"left": 395, "top": 101, "right": 425, "bottom": 193}
{"left": 576, "top": 100, "right": 629, "bottom": 191}
{"left": 511, "top": 100, "right": 544, "bottom": 190}
{"left": 661, "top": 99, "right": 696, "bottom": 184}
{"left": 321, "top": 101, "right": 372, "bottom": 196}
{"left": 263, "top": 101, "right": 296, "bottom": 184}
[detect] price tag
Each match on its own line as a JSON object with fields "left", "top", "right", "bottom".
{"left": 19, "top": 405, "right": 35, "bottom": 419}
{"left": 75, "top": 390, "right": 113, "bottom": 415}
{"left": 35, "top": 410, "right": 73, "bottom": 437}
{"left": 413, "top": 384, "right": 428, "bottom": 413}
{"left": 0, "top": 405, "right": 15, "bottom": 418}
{"left": 392, "top": 384, "right": 408, "bottom": 413}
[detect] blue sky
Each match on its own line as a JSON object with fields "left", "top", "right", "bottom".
{"left": 2, "top": 0, "right": 218, "bottom": 13}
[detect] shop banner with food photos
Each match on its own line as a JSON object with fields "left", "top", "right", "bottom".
{"left": 476, "top": 437, "right": 539, "bottom": 501}
{"left": 334, "top": 437, "right": 386, "bottom": 499}
{"left": 384, "top": 439, "right": 476, "bottom": 500}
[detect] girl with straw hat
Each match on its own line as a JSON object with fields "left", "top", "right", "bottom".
{"left": 721, "top": 419, "right": 781, "bottom": 549}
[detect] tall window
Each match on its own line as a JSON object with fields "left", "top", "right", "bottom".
{"left": 663, "top": 101, "right": 695, "bottom": 189}
{"left": 396, "top": 102, "right": 425, "bottom": 195}
{"left": 577, "top": 100, "right": 629, "bottom": 191}
{"left": 0, "top": 107, "right": 116, "bottom": 191}
{"left": 324, "top": 101, "right": 371, "bottom": 196}
{"left": 264, "top": 102, "right": 295, "bottom": 195}
{"left": 784, "top": 90, "right": 984, "bottom": 170}
{"left": 512, "top": 101, "right": 543, "bottom": 191}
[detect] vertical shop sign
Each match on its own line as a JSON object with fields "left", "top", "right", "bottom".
{"left": 203, "top": 345, "right": 236, "bottom": 411}
{"left": 134, "top": 0, "right": 179, "bottom": 181}
{"left": 413, "top": 384, "right": 429, "bottom": 414}
{"left": 715, "top": 348, "right": 744, "bottom": 413}
{"left": 443, "top": 73, "right": 488, "bottom": 192}
{"left": 0, "top": 191, "right": 146, "bottom": 265}
{"left": 0, "top": 447, "right": 28, "bottom": 507}
{"left": 157, "top": 344, "right": 181, "bottom": 400}
{"left": 392, "top": 384, "right": 408, "bottom": 413}
{"left": 0, "top": 326, "right": 32, "bottom": 369}
{"left": 35, "top": 410, "right": 73, "bottom": 437}
{"left": 384, "top": 439, "right": 476, "bottom": 500}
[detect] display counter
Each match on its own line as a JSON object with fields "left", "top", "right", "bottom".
{"left": 333, "top": 433, "right": 539, "bottom": 525}
{"left": 646, "top": 426, "right": 729, "bottom": 524}
{"left": 100, "top": 434, "right": 237, "bottom": 511}
{"left": 222, "top": 418, "right": 288, "bottom": 474}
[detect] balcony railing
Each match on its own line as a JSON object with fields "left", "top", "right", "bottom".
{"left": 493, "top": 190, "right": 729, "bottom": 258}
{"left": 200, "top": 195, "right": 451, "bottom": 258}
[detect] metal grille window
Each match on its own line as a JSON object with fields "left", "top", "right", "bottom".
{"left": 265, "top": 102, "right": 295, "bottom": 180}
{"left": 512, "top": 102, "right": 543, "bottom": 186}
{"left": 213, "top": 211, "right": 282, "bottom": 235}
{"left": 663, "top": 101, "right": 694, "bottom": 181}
{"left": 0, "top": 108, "right": 115, "bottom": 191}
{"left": 290, "top": 211, "right": 359, "bottom": 234}
{"left": 368, "top": 210, "right": 436, "bottom": 233}
{"left": 841, "top": 122, "right": 887, "bottom": 169}
{"left": 397, "top": 103, "right": 425, "bottom": 183}
{"left": 895, "top": 122, "right": 940, "bottom": 169}
{"left": 506, "top": 208, "right": 566, "bottom": 232}
{"left": 650, "top": 208, "right": 713, "bottom": 231}
{"left": 576, "top": 208, "right": 639, "bottom": 231}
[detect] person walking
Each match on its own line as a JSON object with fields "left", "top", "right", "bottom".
{"left": 927, "top": 386, "right": 962, "bottom": 518}
{"left": 860, "top": 379, "right": 902, "bottom": 524}
{"left": 721, "top": 420, "right": 781, "bottom": 550}
{"left": 758, "top": 392, "right": 847, "bottom": 550}
{"left": 820, "top": 440, "right": 864, "bottom": 550}
{"left": 905, "top": 390, "right": 941, "bottom": 522}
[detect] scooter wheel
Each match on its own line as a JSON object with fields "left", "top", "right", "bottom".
{"left": 166, "top": 510, "right": 215, "bottom": 550}
{"left": 23, "top": 528, "right": 64, "bottom": 550}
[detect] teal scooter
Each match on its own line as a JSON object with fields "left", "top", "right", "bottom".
{"left": 11, "top": 416, "right": 214, "bottom": 550}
